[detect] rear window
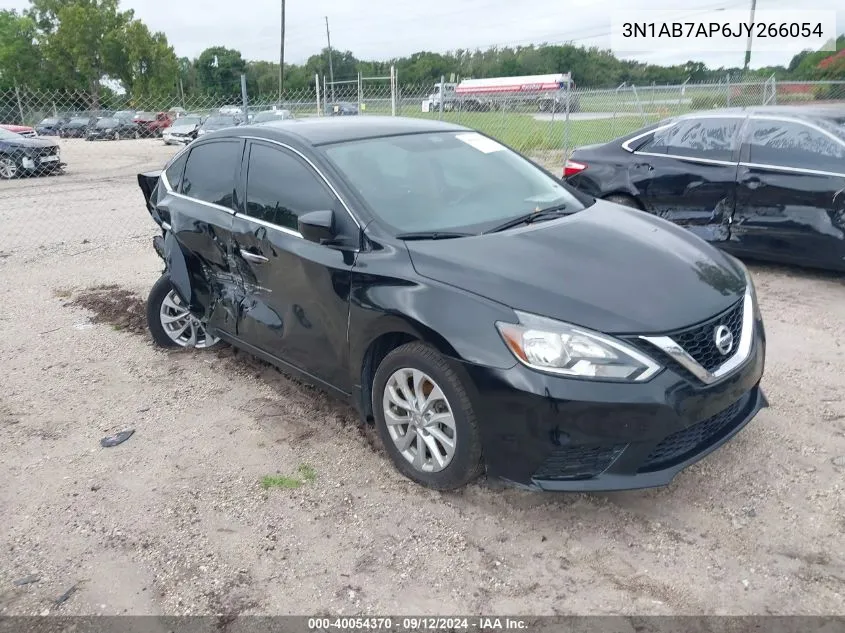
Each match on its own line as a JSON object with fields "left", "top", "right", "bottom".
{"left": 640, "top": 117, "right": 741, "bottom": 161}
{"left": 181, "top": 140, "right": 241, "bottom": 209}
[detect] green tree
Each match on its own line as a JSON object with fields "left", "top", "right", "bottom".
{"left": 121, "top": 20, "right": 178, "bottom": 96}
{"left": 196, "top": 46, "right": 246, "bottom": 95}
{"left": 0, "top": 10, "right": 43, "bottom": 90}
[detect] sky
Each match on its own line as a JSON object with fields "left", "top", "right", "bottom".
{"left": 7, "top": 0, "right": 844, "bottom": 70}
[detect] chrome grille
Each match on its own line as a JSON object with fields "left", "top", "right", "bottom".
{"left": 665, "top": 299, "right": 744, "bottom": 373}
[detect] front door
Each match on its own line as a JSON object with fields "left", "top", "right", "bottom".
{"left": 632, "top": 116, "right": 743, "bottom": 243}
{"left": 733, "top": 117, "right": 845, "bottom": 270}
{"left": 230, "top": 140, "right": 360, "bottom": 393}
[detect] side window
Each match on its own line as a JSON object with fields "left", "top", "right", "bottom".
{"left": 181, "top": 140, "right": 241, "bottom": 209}
{"left": 666, "top": 118, "right": 741, "bottom": 161}
{"left": 639, "top": 119, "right": 741, "bottom": 161}
{"left": 747, "top": 119, "right": 845, "bottom": 172}
{"left": 164, "top": 151, "right": 188, "bottom": 192}
{"left": 244, "top": 143, "right": 337, "bottom": 231}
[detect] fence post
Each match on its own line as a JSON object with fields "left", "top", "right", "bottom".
{"left": 726, "top": 73, "right": 731, "bottom": 107}
{"left": 240, "top": 74, "right": 249, "bottom": 120}
{"left": 315, "top": 73, "right": 321, "bottom": 116}
{"left": 357, "top": 71, "right": 362, "bottom": 113}
{"left": 631, "top": 84, "right": 646, "bottom": 125}
{"left": 562, "top": 78, "right": 572, "bottom": 168}
{"left": 390, "top": 65, "right": 397, "bottom": 116}
{"left": 14, "top": 83, "right": 26, "bottom": 124}
{"left": 610, "top": 82, "right": 625, "bottom": 138}
{"left": 439, "top": 75, "right": 444, "bottom": 120}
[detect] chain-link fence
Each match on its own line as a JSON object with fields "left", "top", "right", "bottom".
{"left": 1, "top": 78, "right": 844, "bottom": 254}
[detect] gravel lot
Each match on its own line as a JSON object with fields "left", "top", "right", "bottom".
{"left": 1, "top": 138, "right": 843, "bottom": 617}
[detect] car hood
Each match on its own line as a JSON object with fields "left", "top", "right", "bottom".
{"left": 0, "top": 136, "right": 58, "bottom": 149}
{"left": 168, "top": 124, "right": 197, "bottom": 132}
{"left": 404, "top": 201, "right": 747, "bottom": 334}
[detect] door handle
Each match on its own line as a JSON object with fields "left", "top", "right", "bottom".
{"left": 240, "top": 250, "right": 268, "bottom": 263}
{"left": 742, "top": 176, "right": 763, "bottom": 190}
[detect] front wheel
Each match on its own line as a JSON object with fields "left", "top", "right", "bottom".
{"left": 113, "top": 131, "right": 120, "bottom": 141}
{"left": 372, "top": 342, "right": 483, "bottom": 490}
{"left": 0, "top": 156, "right": 18, "bottom": 179}
{"left": 146, "top": 275, "right": 221, "bottom": 349}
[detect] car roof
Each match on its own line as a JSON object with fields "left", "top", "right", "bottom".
{"left": 676, "top": 104, "right": 845, "bottom": 121}
{"left": 225, "top": 115, "right": 470, "bottom": 146}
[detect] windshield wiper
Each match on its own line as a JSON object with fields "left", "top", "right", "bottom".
{"left": 484, "top": 204, "right": 570, "bottom": 234}
{"left": 395, "top": 231, "right": 474, "bottom": 241}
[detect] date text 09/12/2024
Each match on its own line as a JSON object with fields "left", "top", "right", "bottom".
{"left": 307, "top": 617, "right": 529, "bottom": 631}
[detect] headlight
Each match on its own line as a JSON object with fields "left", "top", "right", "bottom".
{"left": 496, "top": 311, "right": 662, "bottom": 381}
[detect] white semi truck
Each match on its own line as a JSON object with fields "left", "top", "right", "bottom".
{"left": 423, "top": 73, "right": 578, "bottom": 113}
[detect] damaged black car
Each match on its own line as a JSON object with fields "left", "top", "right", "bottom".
{"left": 0, "top": 126, "right": 64, "bottom": 179}
{"left": 564, "top": 105, "right": 845, "bottom": 272}
{"left": 138, "top": 117, "right": 767, "bottom": 492}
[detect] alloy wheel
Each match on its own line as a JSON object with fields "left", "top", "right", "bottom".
{"left": 382, "top": 368, "right": 457, "bottom": 473}
{"left": 158, "top": 289, "right": 219, "bottom": 348}
{"left": 0, "top": 157, "right": 17, "bottom": 179}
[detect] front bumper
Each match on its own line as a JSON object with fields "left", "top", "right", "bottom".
{"left": 21, "top": 155, "right": 64, "bottom": 171}
{"left": 458, "top": 317, "right": 766, "bottom": 491}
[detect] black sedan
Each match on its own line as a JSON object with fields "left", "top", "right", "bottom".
{"left": 34, "top": 117, "right": 70, "bottom": 136}
{"left": 86, "top": 117, "right": 141, "bottom": 141}
{"left": 0, "top": 126, "right": 64, "bottom": 179}
{"left": 137, "top": 117, "right": 766, "bottom": 492}
{"left": 60, "top": 116, "right": 97, "bottom": 138}
{"left": 564, "top": 105, "right": 845, "bottom": 272}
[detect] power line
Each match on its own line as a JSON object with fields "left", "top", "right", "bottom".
{"left": 279, "top": 0, "right": 285, "bottom": 100}
{"left": 325, "top": 16, "right": 336, "bottom": 101}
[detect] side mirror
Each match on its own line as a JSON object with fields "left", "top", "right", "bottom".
{"left": 298, "top": 210, "right": 336, "bottom": 245}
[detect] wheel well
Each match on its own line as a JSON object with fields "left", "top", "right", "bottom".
{"left": 603, "top": 192, "right": 645, "bottom": 210}
{"left": 360, "top": 332, "right": 419, "bottom": 423}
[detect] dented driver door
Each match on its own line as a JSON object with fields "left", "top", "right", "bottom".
{"left": 631, "top": 116, "right": 743, "bottom": 243}
{"left": 733, "top": 117, "right": 845, "bottom": 270}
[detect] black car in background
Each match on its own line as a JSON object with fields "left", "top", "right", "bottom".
{"left": 60, "top": 116, "right": 97, "bottom": 138}
{"left": 0, "top": 126, "right": 64, "bottom": 179}
{"left": 564, "top": 105, "right": 845, "bottom": 272}
{"left": 86, "top": 117, "right": 141, "bottom": 141}
{"left": 35, "top": 117, "right": 70, "bottom": 136}
{"left": 196, "top": 114, "right": 242, "bottom": 137}
{"left": 136, "top": 117, "right": 766, "bottom": 492}
{"left": 328, "top": 102, "right": 359, "bottom": 116}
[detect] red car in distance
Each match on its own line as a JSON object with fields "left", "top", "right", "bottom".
{"left": 0, "top": 123, "right": 37, "bottom": 138}
{"left": 132, "top": 111, "right": 173, "bottom": 137}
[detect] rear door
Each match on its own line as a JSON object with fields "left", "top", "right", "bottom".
{"left": 230, "top": 139, "right": 359, "bottom": 393}
{"left": 632, "top": 116, "right": 743, "bottom": 242}
{"left": 734, "top": 117, "right": 845, "bottom": 269}
{"left": 157, "top": 139, "right": 244, "bottom": 335}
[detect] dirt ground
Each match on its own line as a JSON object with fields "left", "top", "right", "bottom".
{"left": 0, "top": 138, "right": 843, "bottom": 617}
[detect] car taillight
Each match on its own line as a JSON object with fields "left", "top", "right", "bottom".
{"left": 563, "top": 160, "right": 587, "bottom": 178}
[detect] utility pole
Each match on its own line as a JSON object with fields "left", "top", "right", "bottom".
{"left": 325, "top": 16, "right": 336, "bottom": 103}
{"left": 279, "top": 0, "right": 285, "bottom": 102}
{"left": 743, "top": 0, "right": 757, "bottom": 71}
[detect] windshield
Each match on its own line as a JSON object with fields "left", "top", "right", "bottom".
{"left": 69, "top": 117, "right": 90, "bottom": 126}
{"left": 254, "top": 111, "right": 292, "bottom": 122}
{"left": 323, "top": 131, "right": 584, "bottom": 234}
{"left": 204, "top": 116, "right": 236, "bottom": 127}
{"left": 173, "top": 117, "right": 202, "bottom": 126}
{"left": 39, "top": 118, "right": 58, "bottom": 125}
{"left": 96, "top": 118, "right": 118, "bottom": 128}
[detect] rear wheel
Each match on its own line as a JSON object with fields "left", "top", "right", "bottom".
{"left": 372, "top": 342, "right": 483, "bottom": 490}
{"left": 603, "top": 194, "right": 641, "bottom": 209}
{"left": 146, "top": 275, "right": 220, "bottom": 349}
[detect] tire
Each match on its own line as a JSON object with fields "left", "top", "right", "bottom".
{"left": 134, "top": 130, "right": 140, "bottom": 140}
{"left": 146, "top": 274, "right": 221, "bottom": 349}
{"left": 371, "top": 341, "right": 483, "bottom": 490}
{"left": 0, "top": 156, "right": 18, "bottom": 179}
{"left": 113, "top": 131, "right": 120, "bottom": 141}
{"left": 603, "top": 194, "right": 641, "bottom": 209}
